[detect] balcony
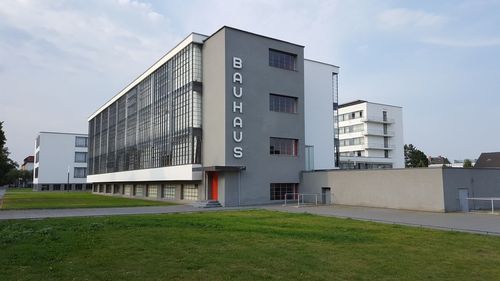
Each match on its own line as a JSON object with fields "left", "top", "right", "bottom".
{"left": 363, "top": 129, "right": 394, "bottom": 137}
{"left": 364, "top": 143, "right": 395, "bottom": 150}
{"left": 361, "top": 116, "right": 394, "bottom": 124}
{"left": 339, "top": 155, "right": 394, "bottom": 163}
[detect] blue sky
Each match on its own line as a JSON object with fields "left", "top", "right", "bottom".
{"left": 1, "top": 0, "right": 499, "bottom": 163}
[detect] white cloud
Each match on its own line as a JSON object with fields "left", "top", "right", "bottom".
{"left": 377, "top": 8, "right": 447, "bottom": 30}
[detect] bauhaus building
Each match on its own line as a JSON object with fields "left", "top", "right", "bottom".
{"left": 88, "top": 26, "right": 339, "bottom": 206}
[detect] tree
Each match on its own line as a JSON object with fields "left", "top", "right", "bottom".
{"left": 0, "top": 121, "right": 18, "bottom": 185}
{"left": 404, "top": 144, "right": 429, "bottom": 168}
{"left": 463, "top": 159, "right": 473, "bottom": 168}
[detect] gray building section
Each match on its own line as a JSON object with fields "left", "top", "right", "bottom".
{"left": 301, "top": 167, "right": 500, "bottom": 212}
{"left": 203, "top": 27, "right": 305, "bottom": 206}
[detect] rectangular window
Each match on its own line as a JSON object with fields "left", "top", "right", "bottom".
{"left": 147, "top": 185, "right": 158, "bottom": 198}
{"left": 53, "top": 184, "right": 61, "bottom": 191}
{"left": 163, "top": 186, "right": 176, "bottom": 200}
{"left": 75, "top": 136, "right": 88, "bottom": 147}
{"left": 135, "top": 185, "right": 145, "bottom": 197}
{"left": 269, "top": 94, "right": 298, "bottom": 113}
{"left": 270, "top": 137, "right": 298, "bottom": 156}
{"left": 269, "top": 49, "right": 297, "bottom": 71}
{"left": 75, "top": 152, "right": 87, "bottom": 163}
{"left": 339, "top": 137, "right": 364, "bottom": 147}
{"left": 270, "top": 183, "right": 298, "bottom": 200}
{"left": 124, "top": 185, "right": 133, "bottom": 196}
{"left": 35, "top": 151, "right": 39, "bottom": 163}
{"left": 181, "top": 184, "right": 198, "bottom": 200}
{"left": 74, "top": 167, "right": 87, "bottom": 178}
{"left": 36, "top": 136, "right": 40, "bottom": 148}
{"left": 34, "top": 167, "right": 39, "bottom": 178}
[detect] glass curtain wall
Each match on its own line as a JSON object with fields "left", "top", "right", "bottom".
{"left": 88, "top": 43, "right": 202, "bottom": 175}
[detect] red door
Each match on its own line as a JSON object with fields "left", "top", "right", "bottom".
{"left": 211, "top": 172, "right": 218, "bottom": 200}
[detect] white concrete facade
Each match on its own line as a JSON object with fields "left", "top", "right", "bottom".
{"left": 33, "top": 132, "right": 89, "bottom": 191}
{"left": 304, "top": 59, "right": 340, "bottom": 170}
{"left": 338, "top": 100, "right": 404, "bottom": 169}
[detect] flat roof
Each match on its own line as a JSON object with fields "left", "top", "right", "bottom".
{"left": 205, "top": 25, "right": 305, "bottom": 48}
{"left": 304, "top": 58, "right": 340, "bottom": 69}
{"left": 339, "top": 100, "right": 403, "bottom": 109}
{"left": 39, "top": 131, "right": 88, "bottom": 136}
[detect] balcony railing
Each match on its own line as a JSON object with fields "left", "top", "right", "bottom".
{"left": 364, "top": 143, "right": 395, "bottom": 150}
{"left": 363, "top": 130, "right": 394, "bottom": 136}
{"left": 361, "top": 116, "right": 395, "bottom": 124}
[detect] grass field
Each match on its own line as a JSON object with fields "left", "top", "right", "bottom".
{"left": 1, "top": 210, "right": 500, "bottom": 281}
{"left": 0, "top": 188, "right": 176, "bottom": 210}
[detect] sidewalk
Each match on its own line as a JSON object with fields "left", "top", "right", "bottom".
{"left": 263, "top": 204, "right": 500, "bottom": 235}
{"left": 2, "top": 201, "right": 500, "bottom": 236}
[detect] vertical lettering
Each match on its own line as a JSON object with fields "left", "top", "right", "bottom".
{"left": 233, "top": 72, "right": 242, "bottom": 84}
{"left": 233, "top": 57, "right": 242, "bottom": 69}
{"left": 233, "top": 101, "right": 243, "bottom": 113}
{"left": 233, "top": 117, "right": 243, "bottom": 128}
{"left": 233, "top": 147, "right": 243, "bottom": 158}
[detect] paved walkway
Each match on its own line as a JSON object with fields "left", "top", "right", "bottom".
{"left": 1, "top": 201, "right": 500, "bottom": 236}
{"left": 263, "top": 205, "right": 500, "bottom": 235}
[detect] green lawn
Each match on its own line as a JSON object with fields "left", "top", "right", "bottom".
{"left": 1, "top": 188, "right": 176, "bottom": 210}
{"left": 1, "top": 210, "right": 500, "bottom": 281}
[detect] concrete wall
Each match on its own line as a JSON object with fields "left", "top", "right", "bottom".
{"left": 443, "top": 168, "right": 500, "bottom": 212}
{"left": 301, "top": 168, "right": 446, "bottom": 212}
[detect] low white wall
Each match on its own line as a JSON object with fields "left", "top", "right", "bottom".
{"left": 301, "top": 168, "right": 446, "bottom": 212}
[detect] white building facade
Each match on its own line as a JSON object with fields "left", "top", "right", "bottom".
{"left": 338, "top": 100, "right": 404, "bottom": 169}
{"left": 33, "top": 132, "right": 91, "bottom": 191}
{"left": 304, "top": 59, "right": 340, "bottom": 170}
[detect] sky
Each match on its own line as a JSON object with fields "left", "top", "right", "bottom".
{"left": 1, "top": 0, "right": 499, "bottom": 164}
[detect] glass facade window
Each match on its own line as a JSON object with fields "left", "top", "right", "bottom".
{"left": 181, "top": 184, "right": 198, "bottom": 200}
{"left": 269, "top": 94, "right": 297, "bottom": 113}
{"left": 135, "top": 185, "right": 145, "bottom": 197}
{"left": 88, "top": 43, "right": 203, "bottom": 175}
{"left": 338, "top": 110, "right": 363, "bottom": 122}
{"left": 163, "top": 186, "right": 176, "bottom": 199}
{"left": 147, "top": 185, "right": 158, "bottom": 198}
{"left": 75, "top": 152, "right": 87, "bottom": 163}
{"left": 75, "top": 136, "right": 88, "bottom": 147}
{"left": 124, "top": 185, "right": 133, "bottom": 196}
{"left": 270, "top": 183, "right": 298, "bottom": 200}
{"left": 35, "top": 151, "right": 39, "bottom": 163}
{"left": 269, "top": 49, "right": 297, "bottom": 71}
{"left": 270, "top": 137, "right": 298, "bottom": 156}
{"left": 339, "top": 124, "right": 364, "bottom": 134}
{"left": 339, "top": 137, "right": 364, "bottom": 147}
{"left": 74, "top": 167, "right": 87, "bottom": 178}
{"left": 34, "top": 167, "right": 38, "bottom": 178}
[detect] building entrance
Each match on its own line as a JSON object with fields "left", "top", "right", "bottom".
{"left": 208, "top": 172, "right": 219, "bottom": 200}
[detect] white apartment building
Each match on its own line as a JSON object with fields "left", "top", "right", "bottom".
{"left": 337, "top": 100, "right": 404, "bottom": 169}
{"left": 33, "top": 132, "right": 91, "bottom": 191}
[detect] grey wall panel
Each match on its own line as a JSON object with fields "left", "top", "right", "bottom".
{"left": 443, "top": 168, "right": 500, "bottom": 212}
